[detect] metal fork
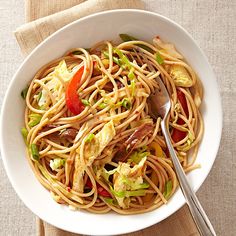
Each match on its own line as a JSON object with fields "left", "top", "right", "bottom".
{"left": 148, "top": 77, "right": 216, "bottom": 236}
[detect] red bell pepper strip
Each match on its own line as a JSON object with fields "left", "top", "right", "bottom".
{"left": 171, "top": 90, "right": 189, "bottom": 142}
{"left": 86, "top": 179, "right": 111, "bottom": 197}
{"left": 66, "top": 66, "right": 85, "bottom": 115}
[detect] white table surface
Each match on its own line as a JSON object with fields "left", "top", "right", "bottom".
{"left": 0, "top": 0, "right": 235, "bottom": 235}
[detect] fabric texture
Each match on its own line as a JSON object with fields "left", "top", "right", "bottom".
{"left": 15, "top": 0, "right": 145, "bottom": 56}
{"left": 0, "top": 0, "right": 234, "bottom": 235}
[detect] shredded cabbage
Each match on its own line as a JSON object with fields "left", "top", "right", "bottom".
{"left": 128, "top": 148, "right": 150, "bottom": 164}
{"left": 97, "top": 167, "right": 117, "bottom": 183}
{"left": 73, "top": 121, "right": 116, "bottom": 192}
{"left": 38, "top": 60, "right": 73, "bottom": 107}
{"left": 112, "top": 157, "right": 148, "bottom": 208}
{"left": 169, "top": 65, "right": 193, "bottom": 87}
{"left": 153, "top": 37, "right": 183, "bottom": 59}
{"left": 110, "top": 186, "right": 146, "bottom": 198}
{"left": 50, "top": 158, "right": 65, "bottom": 170}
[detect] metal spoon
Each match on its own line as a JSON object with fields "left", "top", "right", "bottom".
{"left": 148, "top": 77, "right": 216, "bottom": 236}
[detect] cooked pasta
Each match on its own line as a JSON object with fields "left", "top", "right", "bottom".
{"left": 21, "top": 34, "right": 203, "bottom": 214}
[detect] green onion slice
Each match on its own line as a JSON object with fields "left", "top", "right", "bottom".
{"left": 21, "top": 87, "right": 29, "bottom": 99}
{"left": 30, "top": 144, "right": 39, "bottom": 161}
{"left": 28, "top": 113, "right": 42, "bottom": 127}
{"left": 85, "top": 133, "right": 95, "bottom": 143}
{"left": 156, "top": 52, "right": 164, "bottom": 65}
{"left": 81, "top": 99, "right": 90, "bottom": 106}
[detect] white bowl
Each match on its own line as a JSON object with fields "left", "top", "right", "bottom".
{"left": 0, "top": 9, "right": 222, "bottom": 235}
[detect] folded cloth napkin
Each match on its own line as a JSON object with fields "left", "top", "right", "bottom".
{"left": 15, "top": 0, "right": 199, "bottom": 235}
{"left": 15, "top": 0, "right": 145, "bottom": 56}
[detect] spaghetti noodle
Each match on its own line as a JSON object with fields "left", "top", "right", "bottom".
{"left": 21, "top": 34, "right": 203, "bottom": 214}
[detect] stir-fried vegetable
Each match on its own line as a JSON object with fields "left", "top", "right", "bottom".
{"left": 81, "top": 99, "right": 90, "bottom": 106}
{"left": 21, "top": 127, "right": 28, "bottom": 144}
{"left": 121, "top": 176, "right": 149, "bottom": 190}
{"left": 119, "top": 33, "right": 137, "bottom": 42}
{"left": 153, "top": 36, "right": 183, "bottom": 59}
{"left": 98, "top": 102, "right": 107, "bottom": 109}
{"left": 98, "top": 167, "right": 117, "bottom": 183}
{"left": 112, "top": 157, "right": 147, "bottom": 208}
{"left": 28, "top": 113, "right": 42, "bottom": 127}
{"left": 110, "top": 187, "right": 146, "bottom": 198}
{"left": 36, "top": 91, "right": 42, "bottom": 102}
{"left": 128, "top": 68, "right": 135, "bottom": 80}
{"left": 114, "top": 123, "right": 153, "bottom": 162}
{"left": 66, "top": 66, "right": 85, "bottom": 115}
{"left": 172, "top": 90, "right": 189, "bottom": 143}
{"left": 50, "top": 158, "right": 65, "bottom": 170}
{"left": 119, "top": 34, "right": 154, "bottom": 53}
{"left": 103, "top": 51, "right": 121, "bottom": 66}
{"left": 170, "top": 65, "right": 193, "bottom": 87}
{"left": 155, "top": 52, "right": 164, "bottom": 65}
{"left": 187, "top": 131, "right": 195, "bottom": 146}
{"left": 103, "top": 198, "right": 116, "bottom": 205}
{"left": 73, "top": 121, "right": 116, "bottom": 192}
{"left": 21, "top": 87, "right": 28, "bottom": 99}
{"left": 121, "top": 98, "right": 131, "bottom": 109}
{"left": 71, "top": 49, "right": 90, "bottom": 55}
{"left": 130, "top": 79, "right": 136, "bottom": 96}
{"left": 30, "top": 144, "right": 39, "bottom": 161}
{"left": 163, "top": 180, "right": 173, "bottom": 199}
{"left": 149, "top": 142, "right": 163, "bottom": 157}
{"left": 128, "top": 148, "right": 150, "bottom": 164}
{"left": 84, "top": 133, "right": 95, "bottom": 143}
{"left": 38, "top": 60, "right": 72, "bottom": 108}
{"left": 114, "top": 48, "right": 132, "bottom": 70}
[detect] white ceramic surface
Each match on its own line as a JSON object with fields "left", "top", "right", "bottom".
{"left": 0, "top": 10, "right": 222, "bottom": 235}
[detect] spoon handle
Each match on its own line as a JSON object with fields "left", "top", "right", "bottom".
{"left": 161, "top": 120, "right": 216, "bottom": 236}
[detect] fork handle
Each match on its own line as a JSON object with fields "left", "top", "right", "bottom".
{"left": 161, "top": 121, "right": 216, "bottom": 236}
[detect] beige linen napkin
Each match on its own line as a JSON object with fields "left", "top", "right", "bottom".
{"left": 15, "top": 0, "right": 199, "bottom": 235}
{"left": 15, "top": 0, "right": 145, "bottom": 56}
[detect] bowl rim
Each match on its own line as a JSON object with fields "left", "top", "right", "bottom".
{"left": 0, "top": 9, "right": 222, "bottom": 235}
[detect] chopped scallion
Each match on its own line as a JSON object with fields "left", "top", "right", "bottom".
{"left": 119, "top": 34, "right": 154, "bottom": 53}
{"left": 98, "top": 102, "right": 107, "bottom": 109}
{"left": 130, "top": 80, "right": 135, "bottom": 96}
{"left": 28, "top": 113, "right": 42, "bottom": 127}
{"left": 129, "top": 150, "right": 150, "bottom": 164}
{"left": 50, "top": 158, "right": 65, "bottom": 170}
{"left": 163, "top": 180, "right": 173, "bottom": 199}
{"left": 72, "top": 51, "right": 82, "bottom": 55}
{"left": 30, "top": 144, "right": 39, "bottom": 161}
{"left": 156, "top": 52, "right": 164, "bottom": 65}
{"left": 37, "top": 91, "right": 42, "bottom": 102}
{"left": 119, "top": 34, "right": 137, "bottom": 42}
{"left": 103, "top": 51, "right": 121, "bottom": 66}
{"left": 81, "top": 99, "right": 90, "bottom": 106}
{"left": 85, "top": 133, "right": 95, "bottom": 143}
{"left": 21, "top": 87, "right": 28, "bottom": 99}
{"left": 103, "top": 198, "right": 115, "bottom": 204}
{"left": 121, "top": 98, "right": 131, "bottom": 109}
{"left": 72, "top": 48, "right": 90, "bottom": 55}
{"left": 21, "top": 127, "right": 28, "bottom": 144}
{"left": 128, "top": 68, "right": 135, "bottom": 80}
{"left": 113, "top": 48, "right": 132, "bottom": 70}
